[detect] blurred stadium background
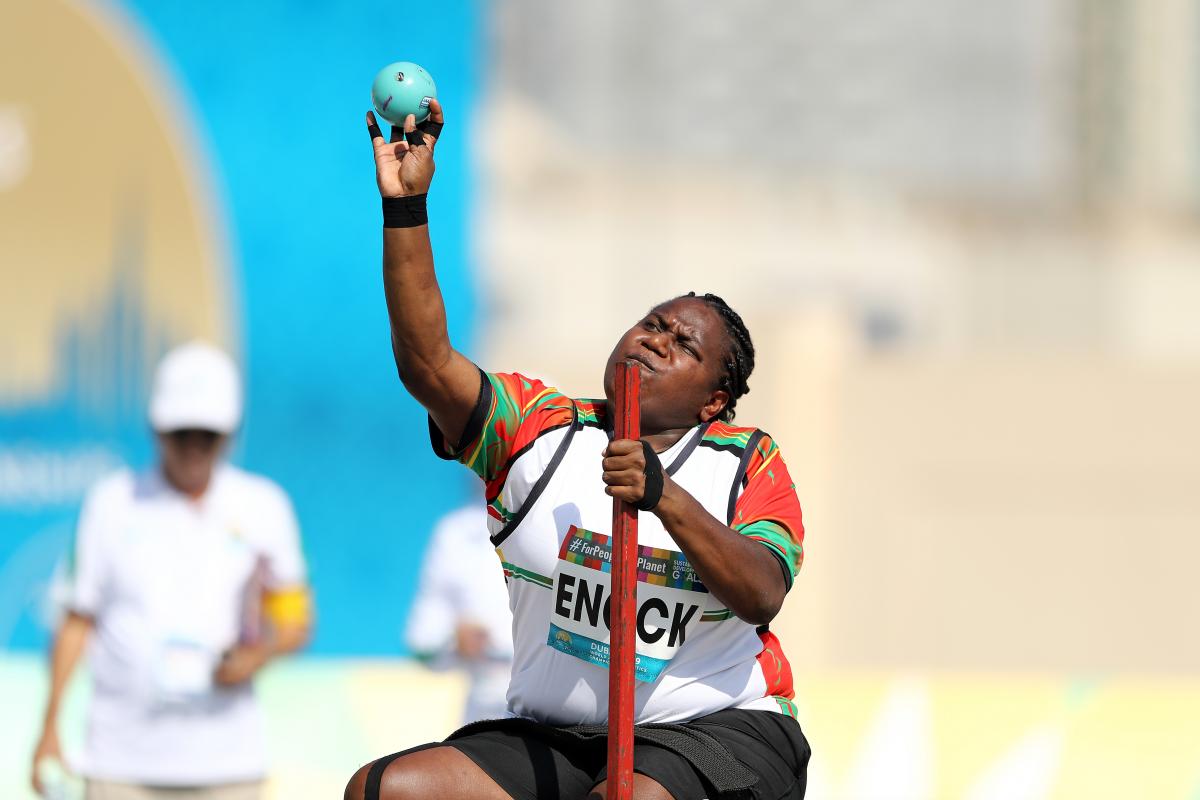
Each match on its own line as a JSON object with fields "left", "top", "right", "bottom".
{"left": 3, "top": 0, "right": 1200, "bottom": 797}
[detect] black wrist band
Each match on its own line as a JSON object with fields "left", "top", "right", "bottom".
{"left": 636, "top": 440, "right": 665, "bottom": 511}
{"left": 382, "top": 194, "right": 428, "bottom": 228}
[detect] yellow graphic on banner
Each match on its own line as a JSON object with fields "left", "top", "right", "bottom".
{"left": 0, "top": 0, "right": 235, "bottom": 407}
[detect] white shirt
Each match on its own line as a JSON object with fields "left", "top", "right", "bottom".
{"left": 406, "top": 505, "right": 513, "bottom": 722}
{"left": 64, "top": 463, "right": 306, "bottom": 786}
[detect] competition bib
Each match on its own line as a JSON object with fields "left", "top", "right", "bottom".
{"left": 546, "top": 525, "right": 706, "bottom": 682}
{"left": 152, "top": 636, "right": 218, "bottom": 704}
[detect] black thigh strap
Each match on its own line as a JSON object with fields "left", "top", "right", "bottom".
{"left": 362, "top": 743, "right": 444, "bottom": 800}
{"left": 364, "top": 751, "right": 404, "bottom": 800}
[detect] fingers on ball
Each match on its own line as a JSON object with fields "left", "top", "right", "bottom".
{"left": 366, "top": 112, "right": 385, "bottom": 143}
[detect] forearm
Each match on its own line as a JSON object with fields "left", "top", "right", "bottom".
{"left": 653, "top": 479, "right": 786, "bottom": 625}
{"left": 41, "top": 612, "right": 91, "bottom": 730}
{"left": 381, "top": 225, "right": 478, "bottom": 441}
{"left": 383, "top": 225, "right": 451, "bottom": 381}
{"left": 263, "top": 622, "right": 308, "bottom": 658}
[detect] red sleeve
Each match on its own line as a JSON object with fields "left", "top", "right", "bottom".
{"left": 732, "top": 434, "right": 805, "bottom": 589}
{"left": 433, "top": 372, "right": 575, "bottom": 488}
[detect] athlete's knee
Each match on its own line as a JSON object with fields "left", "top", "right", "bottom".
{"left": 344, "top": 754, "right": 414, "bottom": 800}
{"left": 345, "top": 748, "right": 470, "bottom": 800}
{"left": 344, "top": 761, "right": 370, "bottom": 800}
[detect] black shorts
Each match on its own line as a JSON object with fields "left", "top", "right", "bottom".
{"left": 444, "top": 709, "right": 810, "bottom": 800}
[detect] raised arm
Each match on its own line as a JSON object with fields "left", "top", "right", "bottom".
{"left": 366, "top": 101, "right": 481, "bottom": 443}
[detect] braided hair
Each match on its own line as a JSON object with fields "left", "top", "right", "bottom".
{"left": 680, "top": 292, "right": 756, "bottom": 421}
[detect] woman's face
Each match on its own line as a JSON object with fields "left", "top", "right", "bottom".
{"left": 603, "top": 296, "right": 731, "bottom": 435}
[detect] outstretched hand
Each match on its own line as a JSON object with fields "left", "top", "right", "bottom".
{"left": 366, "top": 98, "right": 444, "bottom": 198}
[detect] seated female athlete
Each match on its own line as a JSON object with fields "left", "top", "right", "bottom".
{"left": 346, "top": 100, "right": 810, "bottom": 800}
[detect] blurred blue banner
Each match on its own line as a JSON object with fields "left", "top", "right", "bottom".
{"left": 0, "top": 0, "right": 479, "bottom": 654}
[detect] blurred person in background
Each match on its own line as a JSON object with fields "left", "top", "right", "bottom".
{"left": 406, "top": 503, "right": 514, "bottom": 724}
{"left": 30, "top": 342, "right": 312, "bottom": 800}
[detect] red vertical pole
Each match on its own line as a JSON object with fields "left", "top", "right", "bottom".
{"left": 607, "top": 360, "right": 640, "bottom": 800}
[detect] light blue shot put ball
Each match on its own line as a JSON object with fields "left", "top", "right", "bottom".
{"left": 371, "top": 61, "right": 437, "bottom": 125}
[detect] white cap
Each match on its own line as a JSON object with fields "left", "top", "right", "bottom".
{"left": 148, "top": 341, "right": 242, "bottom": 434}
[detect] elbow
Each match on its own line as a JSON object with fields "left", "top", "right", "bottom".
{"left": 391, "top": 335, "right": 421, "bottom": 385}
{"left": 391, "top": 336, "right": 451, "bottom": 395}
{"left": 743, "top": 595, "right": 784, "bottom": 627}
{"left": 394, "top": 358, "right": 425, "bottom": 392}
{"left": 751, "top": 554, "right": 792, "bottom": 625}
{"left": 727, "top": 592, "right": 782, "bottom": 627}
{"left": 275, "top": 624, "right": 311, "bottom": 655}
{"left": 738, "top": 575, "right": 787, "bottom": 626}
{"left": 393, "top": 349, "right": 436, "bottom": 399}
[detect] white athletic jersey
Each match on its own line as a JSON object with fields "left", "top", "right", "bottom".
{"left": 62, "top": 464, "right": 307, "bottom": 785}
{"left": 432, "top": 372, "right": 805, "bottom": 725}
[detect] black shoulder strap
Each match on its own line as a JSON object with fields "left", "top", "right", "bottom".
{"left": 665, "top": 421, "right": 709, "bottom": 477}
{"left": 726, "top": 430, "right": 765, "bottom": 526}
{"left": 490, "top": 403, "right": 579, "bottom": 547}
